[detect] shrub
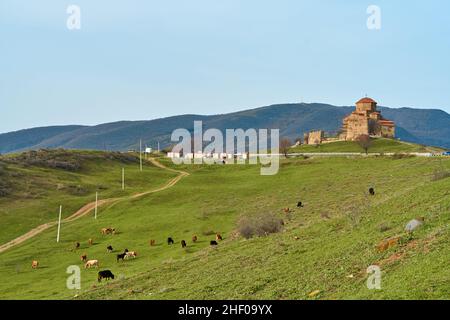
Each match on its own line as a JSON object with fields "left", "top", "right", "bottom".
{"left": 431, "top": 168, "right": 450, "bottom": 181}
{"left": 201, "top": 230, "right": 215, "bottom": 236}
{"left": 392, "top": 153, "right": 415, "bottom": 160}
{"left": 237, "top": 212, "right": 284, "bottom": 239}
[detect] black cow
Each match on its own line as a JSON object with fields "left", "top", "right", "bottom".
{"left": 181, "top": 240, "right": 187, "bottom": 248}
{"left": 369, "top": 187, "right": 375, "bottom": 196}
{"left": 117, "top": 253, "right": 126, "bottom": 262}
{"left": 297, "top": 201, "right": 304, "bottom": 208}
{"left": 107, "top": 245, "right": 113, "bottom": 253}
{"left": 210, "top": 240, "right": 218, "bottom": 246}
{"left": 98, "top": 270, "right": 115, "bottom": 282}
{"left": 168, "top": 237, "right": 174, "bottom": 245}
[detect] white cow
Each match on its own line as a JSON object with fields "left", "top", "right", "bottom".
{"left": 84, "top": 259, "right": 99, "bottom": 268}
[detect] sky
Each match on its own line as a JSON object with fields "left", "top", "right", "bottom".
{"left": 1, "top": 0, "right": 449, "bottom": 133}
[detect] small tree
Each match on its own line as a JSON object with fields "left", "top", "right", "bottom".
{"left": 280, "top": 138, "right": 292, "bottom": 157}
{"left": 356, "top": 134, "right": 372, "bottom": 154}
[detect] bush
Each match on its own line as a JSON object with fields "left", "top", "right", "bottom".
{"left": 431, "top": 169, "right": 450, "bottom": 181}
{"left": 392, "top": 153, "right": 415, "bottom": 160}
{"left": 237, "top": 212, "right": 284, "bottom": 239}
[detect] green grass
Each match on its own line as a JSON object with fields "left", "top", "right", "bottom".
{"left": 289, "top": 138, "right": 443, "bottom": 154}
{"left": 0, "top": 152, "right": 448, "bottom": 300}
{"left": 0, "top": 150, "right": 178, "bottom": 244}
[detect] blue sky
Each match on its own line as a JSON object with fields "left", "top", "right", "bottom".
{"left": 1, "top": 0, "right": 449, "bottom": 133}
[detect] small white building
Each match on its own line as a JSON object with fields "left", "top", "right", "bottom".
{"left": 167, "top": 152, "right": 181, "bottom": 158}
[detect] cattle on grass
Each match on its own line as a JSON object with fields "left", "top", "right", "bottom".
{"left": 98, "top": 270, "right": 115, "bottom": 282}
{"left": 107, "top": 245, "right": 113, "bottom": 253}
{"left": 216, "top": 233, "right": 223, "bottom": 241}
{"left": 80, "top": 254, "right": 87, "bottom": 262}
{"left": 84, "top": 260, "right": 99, "bottom": 269}
{"left": 181, "top": 240, "right": 187, "bottom": 248}
{"left": 210, "top": 240, "right": 218, "bottom": 246}
{"left": 125, "top": 251, "right": 137, "bottom": 259}
{"left": 31, "top": 260, "right": 39, "bottom": 269}
{"left": 167, "top": 237, "right": 174, "bottom": 245}
{"left": 192, "top": 235, "right": 198, "bottom": 243}
{"left": 117, "top": 253, "right": 126, "bottom": 262}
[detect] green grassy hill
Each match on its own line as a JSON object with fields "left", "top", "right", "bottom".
{"left": 0, "top": 149, "right": 177, "bottom": 244}
{"left": 289, "top": 138, "right": 444, "bottom": 154}
{"left": 0, "top": 150, "right": 449, "bottom": 300}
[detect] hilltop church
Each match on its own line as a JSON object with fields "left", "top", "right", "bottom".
{"left": 339, "top": 97, "right": 395, "bottom": 141}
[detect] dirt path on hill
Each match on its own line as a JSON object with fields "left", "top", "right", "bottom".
{"left": 0, "top": 158, "right": 189, "bottom": 254}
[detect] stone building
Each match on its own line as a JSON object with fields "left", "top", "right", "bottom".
{"left": 340, "top": 97, "right": 395, "bottom": 141}
{"left": 303, "top": 130, "right": 324, "bottom": 145}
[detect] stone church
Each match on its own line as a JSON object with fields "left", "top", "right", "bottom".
{"left": 340, "top": 97, "right": 395, "bottom": 141}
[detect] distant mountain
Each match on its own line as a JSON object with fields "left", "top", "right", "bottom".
{"left": 1, "top": 103, "right": 449, "bottom": 154}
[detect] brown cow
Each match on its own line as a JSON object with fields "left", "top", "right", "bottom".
{"left": 31, "top": 260, "right": 39, "bottom": 269}
{"left": 80, "top": 254, "right": 87, "bottom": 262}
{"left": 283, "top": 208, "right": 290, "bottom": 213}
{"left": 216, "top": 233, "right": 223, "bottom": 241}
{"left": 88, "top": 238, "right": 93, "bottom": 246}
{"left": 150, "top": 240, "right": 156, "bottom": 246}
{"left": 377, "top": 236, "right": 401, "bottom": 252}
{"left": 101, "top": 228, "right": 115, "bottom": 235}
{"left": 192, "top": 235, "right": 198, "bottom": 243}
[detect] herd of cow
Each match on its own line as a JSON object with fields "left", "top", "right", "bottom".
{"left": 31, "top": 227, "right": 225, "bottom": 283}
{"left": 29, "top": 188, "right": 380, "bottom": 285}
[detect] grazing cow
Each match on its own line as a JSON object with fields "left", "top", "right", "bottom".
{"left": 101, "top": 227, "right": 115, "bottom": 235}
{"left": 377, "top": 236, "right": 401, "bottom": 252}
{"left": 150, "top": 240, "right": 156, "bottom": 246}
{"left": 84, "top": 260, "right": 99, "bottom": 269}
{"left": 192, "top": 235, "right": 198, "bottom": 243}
{"left": 74, "top": 242, "right": 80, "bottom": 250}
{"left": 98, "top": 270, "right": 115, "bottom": 282}
{"left": 369, "top": 188, "right": 375, "bottom": 196}
{"left": 125, "top": 251, "right": 137, "bottom": 259}
{"left": 181, "top": 240, "right": 187, "bottom": 248}
{"left": 31, "top": 260, "right": 39, "bottom": 269}
{"left": 80, "top": 254, "right": 87, "bottom": 262}
{"left": 107, "top": 245, "right": 113, "bottom": 253}
{"left": 283, "top": 208, "right": 290, "bottom": 213}
{"left": 297, "top": 201, "right": 304, "bottom": 208}
{"left": 88, "top": 238, "right": 93, "bottom": 246}
{"left": 210, "top": 240, "right": 218, "bottom": 246}
{"left": 117, "top": 253, "right": 127, "bottom": 262}
{"left": 405, "top": 217, "right": 425, "bottom": 233}
{"left": 167, "top": 237, "right": 174, "bottom": 245}
{"left": 216, "top": 233, "right": 223, "bottom": 241}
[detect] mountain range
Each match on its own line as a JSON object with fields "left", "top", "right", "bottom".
{"left": 1, "top": 103, "right": 449, "bottom": 154}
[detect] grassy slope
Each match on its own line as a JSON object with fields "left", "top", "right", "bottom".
{"left": 289, "top": 138, "right": 444, "bottom": 153}
{"left": 0, "top": 151, "right": 178, "bottom": 244}
{"left": 0, "top": 154, "right": 448, "bottom": 299}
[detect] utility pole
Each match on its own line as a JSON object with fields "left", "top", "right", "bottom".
{"left": 56, "top": 205, "right": 62, "bottom": 243}
{"left": 157, "top": 141, "right": 160, "bottom": 153}
{"left": 140, "top": 139, "right": 143, "bottom": 172}
{"left": 122, "top": 168, "right": 125, "bottom": 190}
